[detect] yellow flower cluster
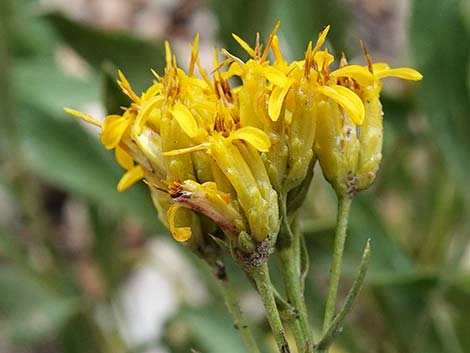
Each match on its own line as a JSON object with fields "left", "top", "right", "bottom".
{"left": 66, "top": 24, "right": 421, "bottom": 248}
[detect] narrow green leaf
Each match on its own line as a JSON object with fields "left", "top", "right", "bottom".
{"left": 316, "top": 240, "right": 371, "bottom": 351}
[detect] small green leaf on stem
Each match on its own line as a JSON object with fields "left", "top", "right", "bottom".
{"left": 316, "top": 239, "right": 371, "bottom": 351}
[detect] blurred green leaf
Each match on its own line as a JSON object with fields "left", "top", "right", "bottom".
{"left": 0, "top": 267, "right": 79, "bottom": 344}
{"left": 372, "top": 282, "right": 437, "bottom": 352}
{"left": 209, "top": 0, "right": 348, "bottom": 60}
{"left": 270, "top": 0, "right": 348, "bottom": 59}
{"left": 17, "top": 105, "right": 162, "bottom": 231}
{"left": 60, "top": 313, "right": 102, "bottom": 353}
{"left": 88, "top": 204, "right": 132, "bottom": 292}
{"left": 11, "top": 59, "right": 100, "bottom": 117}
{"left": 0, "top": 229, "right": 27, "bottom": 267}
{"left": 44, "top": 12, "right": 165, "bottom": 92}
{"left": 177, "top": 307, "right": 247, "bottom": 353}
{"left": 102, "top": 62, "right": 132, "bottom": 115}
{"left": 410, "top": 0, "right": 470, "bottom": 208}
{"left": 345, "top": 195, "right": 412, "bottom": 274}
{"left": 208, "top": 0, "right": 272, "bottom": 57}
{"left": 1, "top": 0, "right": 57, "bottom": 60}
{"left": 446, "top": 277, "right": 470, "bottom": 350}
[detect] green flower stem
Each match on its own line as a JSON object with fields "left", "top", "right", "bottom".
{"left": 249, "top": 262, "right": 291, "bottom": 353}
{"left": 285, "top": 314, "right": 307, "bottom": 353}
{"left": 215, "top": 263, "right": 261, "bottom": 353}
{"left": 279, "top": 235, "right": 313, "bottom": 353}
{"left": 322, "top": 196, "right": 353, "bottom": 333}
{"left": 316, "top": 240, "right": 371, "bottom": 352}
{"left": 277, "top": 197, "right": 313, "bottom": 352}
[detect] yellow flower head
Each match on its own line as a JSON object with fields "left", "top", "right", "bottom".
{"left": 65, "top": 23, "right": 421, "bottom": 247}
{"left": 315, "top": 44, "right": 422, "bottom": 197}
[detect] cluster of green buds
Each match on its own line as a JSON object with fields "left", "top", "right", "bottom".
{"left": 66, "top": 23, "right": 422, "bottom": 353}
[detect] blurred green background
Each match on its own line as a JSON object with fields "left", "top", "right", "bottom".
{"left": 0, "top": 0, "right": 468, "bottom": 352}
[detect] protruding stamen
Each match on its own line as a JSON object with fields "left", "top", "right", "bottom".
{"left": 360, "top": 40, "right": 374, "bottom": 74}
{"left": 340, "top": 52, "right": 348, "bottom": 68}
{"left": 117, "top": 70, "right": 141, "bottom": 103}
{"left": 261, "top": 21, "right": 281, "bottom": 62}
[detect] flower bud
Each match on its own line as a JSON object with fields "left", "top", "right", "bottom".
{"left": 355, "top": 85, "right": 383, "bottom": 191}
{"left": 315, "top": 98, "right": 360, "bottom": 198}
{"left": 284, "top": 81, "right": 317, "bottom": 192}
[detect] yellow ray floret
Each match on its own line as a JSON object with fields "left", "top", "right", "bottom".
{"left": 167, "top": 204, "right": 192, "bottom": 242}
{"left": 64, "top": 108, "right": 102, "bottom": 128}
{"left": 171, "top": 103, "right": 199, "bottom": 138}
{"left": 101, "top": 113, "right": 133, "bottom": 149}
{"left": 115, "top": 146, "right": 134, "bottom": 170}
{"left": 117, "top": 165, "right": 144, "bottom": 192}
{"left": 317, "top": 85, "right": 365, "bottom": 125}
{"left": 228, "top": 127, "right": 271, "bottom": 152}
{"left": 374, "top": 67, "right": 423, "bottom": 81}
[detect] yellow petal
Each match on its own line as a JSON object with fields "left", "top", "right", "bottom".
{"left": 263, "top": 66, "right": 288, "bottom": 86}
{"left": 64, "top": 108, "right": 102, "bottom": 128}
{"left": 221, "top": 62, "right": 244, "bottom": 79}
{"left": 314, "top": 50, "right": 334, "bottom": 69}
{"left": 141, "top": 83, "right": 162, "bottom": 101}
{"left": 332, "top": 65, "right": 374, "bottom": 85}
{"left": 232, "top": 33, "right": 256, "bottom": 57}
{"left": 230, "top": 127, "right": 271, "bottom": 152}
{"left": 115, "top": 146, "right": 134, "bottom": 170}
{"left": 167, "top": 204, "right": 192, "bottom": 242}
{"left": 318, "top": 85, "right": 365, "bottom": 125}
{"left": 269, "top": 83, "right": 292, "bottom": 122}
{"left": 171, "top": 103, "right": 198, "bottom": 138}
{"left": 372, "top": 63, "right": 390, "bottom": 73}
{"left": 117, "top": 165, "right": 144, "bottom": 191}
{"left": 134, "top": 96, "right": 163, "bottom": 135}
{"left": 101, "top": 115, "right": 131, "bottom": 149}
{"left": 374, "top": 67, "right": 423, "bottom": 81}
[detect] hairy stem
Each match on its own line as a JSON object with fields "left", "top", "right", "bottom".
{"left": 277, "top": 197, "right": 313, "bottom": 352}
{"left": 322, "top": 196, "right": 353, "bottom": 333}
{"left": 316, "top": 240, "right": 370, "bottom": 352}
{"left": 250, "top": 262, "right": 291, "bottom": 353}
